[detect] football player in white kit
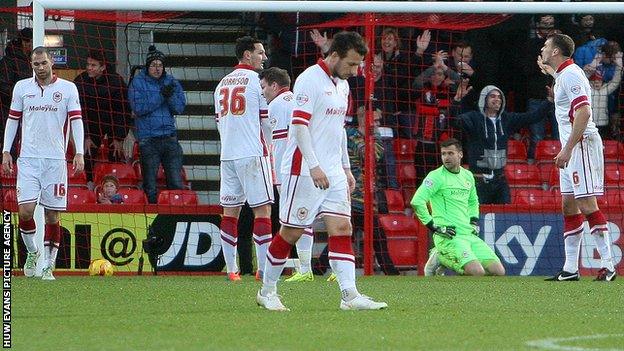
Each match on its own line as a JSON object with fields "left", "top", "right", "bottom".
{"left": 2, "top": 46, "right": 84, "bottom": 280}
{"left": 539, "top": 34, "right": 616, "bottom": 281}
{"left": 256, "top": 31, "right": 388, "bottom": 311}
{"left": 215, "top": 36, "right": 274, "bottom": 281}
{"left": 259, "top": 67, "right": 315, "bottom": 282}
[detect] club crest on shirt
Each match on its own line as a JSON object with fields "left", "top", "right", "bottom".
{"left": 324, "top": 90, "right": 332, "bottom": 96}
{"left": 570, "top": 85, "right": 581, "bottom": 95}
{"left": 296, "top": 207, "right": 309, "bottom": 221}
{"left": 424, "top": 179, "right": 433, "bottom": 188}
{"left": 296, "top": 93, "right": 309, "bottom": 106}
{"left": 53, "top": 91, "right": 62, "bottom": 103}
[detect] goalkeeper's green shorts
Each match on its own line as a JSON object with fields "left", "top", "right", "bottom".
{"left": 433, "top": 234, "right": 500, "bottom": 274}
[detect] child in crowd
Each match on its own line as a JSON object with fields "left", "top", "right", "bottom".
{"left": 98, "top": 175, "right": 124, "bottom": 204}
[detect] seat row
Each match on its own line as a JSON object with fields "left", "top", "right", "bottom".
{"left": 1, "top": 188, "right": 199, "bottom": 206}
{"left": 0, "top": 162, "right": 189, "bottom": 188}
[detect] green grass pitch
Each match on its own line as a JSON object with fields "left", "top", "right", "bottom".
{"left": 11, "top": 275, "right": 624, "bottom": 351}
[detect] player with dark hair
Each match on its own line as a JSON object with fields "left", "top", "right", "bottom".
{"left": 411, "top": 138, "right": 505, "bottom": 277}
{"left": 215, "top": 37, "right": 273, "bottom": 281}
{"left": 539, "top": 33, "right": 616, "bottom": 281}
{"left": 257, "top": 31, "right": 387, "bottom": 311}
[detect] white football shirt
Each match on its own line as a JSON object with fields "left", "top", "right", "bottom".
{"left": 269, "top": 89, "right": 293, "bottom": 185}
{"left": 281, "top": 59, "right": 350, "bottom": 177}
{"left": 215, "top": 64, "right": 269, "bottom": 161}
{"left": 553, "top": 58, "right": 598, "bottom": 145}
{"left": 8, "top": 76, "right": 82, "bottom": 160}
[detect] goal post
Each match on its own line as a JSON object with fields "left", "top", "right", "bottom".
{"left": 12, "top": 1, "right": 624, "bottom": 277}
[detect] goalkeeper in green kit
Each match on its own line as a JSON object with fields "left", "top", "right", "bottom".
{"left": 411, "top": 138, "right": 505, "bottom": 276}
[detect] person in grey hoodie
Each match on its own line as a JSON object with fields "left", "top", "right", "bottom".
{"left": 452, "top": 85, "right": 553, "bottom": 204}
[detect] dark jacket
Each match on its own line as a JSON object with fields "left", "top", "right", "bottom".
{"left": 128, "top": 69, "right": 186, "bottom": 141}
{"left": 454, "top": 85, "right": 552, "bottom": 174}
{"left": 74, "top": 70, "right": 131, "bottom": 144}
{"left": 0, "top": 39, "right": 32, "bottom": 118}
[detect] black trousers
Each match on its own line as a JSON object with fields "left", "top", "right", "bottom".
{"left": 475, "top": 175, "right": 511, "bottom": 204}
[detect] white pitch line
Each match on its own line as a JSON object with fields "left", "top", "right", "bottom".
{"left": 526, "top": 334, "right": 624, "bottom": 351}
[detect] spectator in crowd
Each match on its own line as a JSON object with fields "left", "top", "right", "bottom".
{"left": 411, "top": 138, "right": 505, "bottom": 277}
{"left": 379, "top": 27, "right": 416, "bottom": 100}
{"left": 350, "top": 54, "right": 399, "bottom": 188}
{"left": 451, "top": 85, "right": 553, "bottom": 204}
{"left": 0, "top": 27, "right": 32, "bottom": 156}
{"left": 522, "top": 14, "right": 560, "bottom": 162}
{"left": 412, "top": 59, "right": 457, "bottom": 188}
{"left": 315, "top": 108, "right": 399, "bottom": 276}
{"left": 74, "top": 49, "right": 132, "bottom": 185}
{"left": 569, "top": 14, "right": 609, "bottom": 69}
{"left": 97, "top": 175, "right": 124, "bottom": 204}
{"left": 128, "top": 46, "right": 186, "bottom": 204}
{"left": 582, "top": 41, "right": 623, "bottom": 139}
{"left": 588, "top": 61, "right": 622, "bottom": 139}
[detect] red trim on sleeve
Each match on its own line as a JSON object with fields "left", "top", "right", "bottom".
{"left": 292, "top": 110, "right": 311, "bottom": 121}
{"left": 68, "top": 110, "right": 82, "bottom": 120}
{"left": 9, "top": 109, "right": 22, "bottom": 117}
{"left": 571, "top": 95, "right": 589, "bottom": 111}
{"left": 260, "top": 109, "right": 268, "bottom": 119}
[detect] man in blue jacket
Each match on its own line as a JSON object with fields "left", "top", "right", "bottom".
{"left": 452, "top": 85, "right": 553, "bottom": 204}
{"left": 129, "top": 46, "right": 186, "bottom": 203}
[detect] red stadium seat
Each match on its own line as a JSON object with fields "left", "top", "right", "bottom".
{"left": 535, "top": 140, "right": 561, "bottom": 164}
{"left": 93, "top": 162, "right": 138, "bottom": 187}
{"left": 505, "top": 164, "right": 541, "bottom": 187}
{"left": 397, "top": 164, "right": 417, "bottom": 187}
{"left": 605, "top": 190, "right": 624, "bottom": 206}
{"left": 67, "top": 163, "right": 87, "bottom": 187}
{"left": 507, "top": 140, "right": 527, "bottom": 163}
{"left": 2, "top": 188, "right": 16, "bottom": 204}
{"left": 117, "top": 188, "right": 148, "bottom": 204}
{"left": 605, "top": 164, "right": 624, "bottom": 188}
{"left": 157, "top": 189, "right": 199, "bottom": 206}
{"left": 548, "top": 166, "right": 560, "bottom": 190}
{"left": 539, "top": 163, "right": 556, "bottom": 186}
{"left": 68, "top": 188, "right": 96, "bottom": 205}
{"left": 384, "top": 189, "right": 405, "bottom": 213}
{"left": 401, "top": 187, "right": 416, "bottom": 207}
{"left": 378, "top": 214, "right": 419, "bottom": 267}
{"left": 513, "top": 189, "right": 558, "bottom": 207}
{"left": 1, "top": 164, "right": 17, "bottom": 186}
{"left": 603, "top": 140, "right": 624, "bottom": 163}
{"left": 393, "top": 138, "right": 417, "bottom": 161}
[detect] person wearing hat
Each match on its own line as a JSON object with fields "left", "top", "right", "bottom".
{"left": 128, "top": 45, "right": 186, "bottom": 203}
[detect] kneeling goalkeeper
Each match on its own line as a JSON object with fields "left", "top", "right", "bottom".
{"left": 411, "top": 138, "right": 505, "bottom": 276}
